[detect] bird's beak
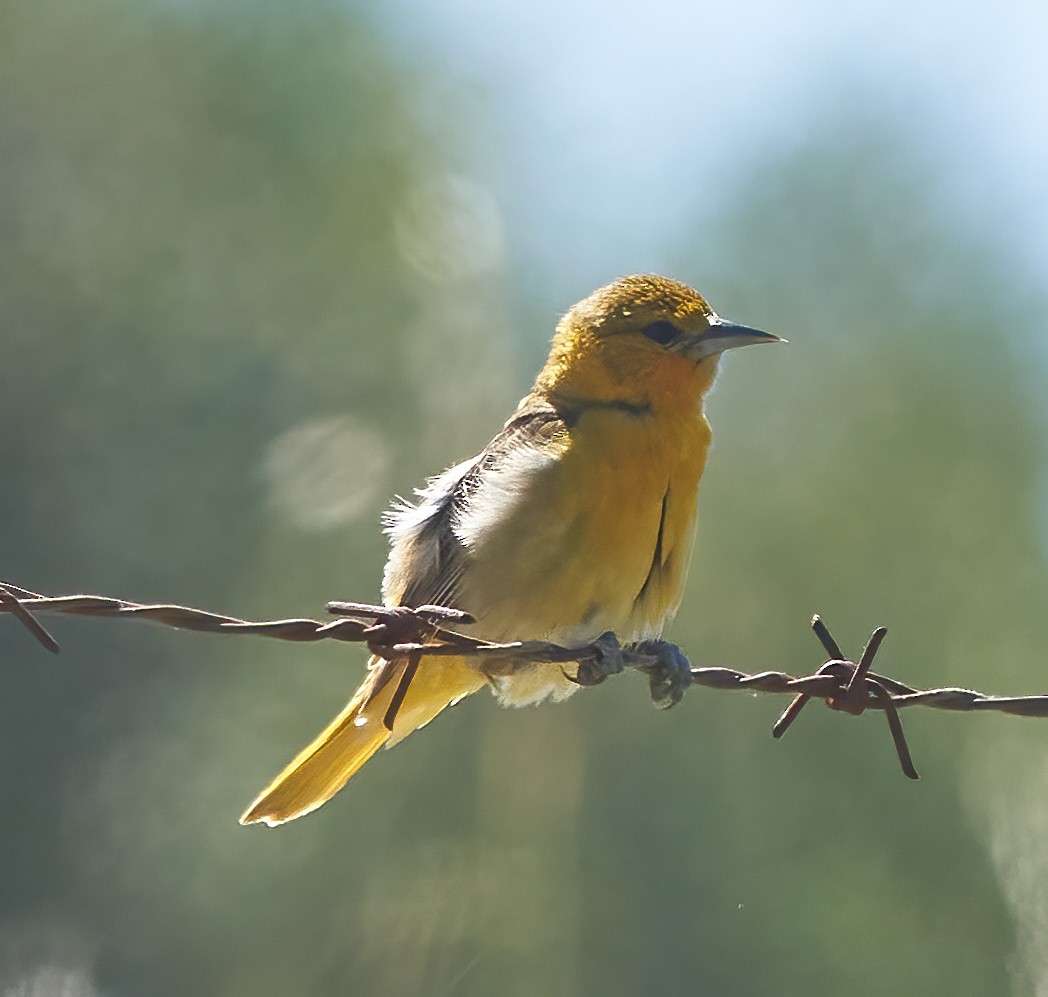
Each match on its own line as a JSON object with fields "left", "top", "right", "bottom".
{"left": 682, "top": 317, "right": 785, "bottom": 362}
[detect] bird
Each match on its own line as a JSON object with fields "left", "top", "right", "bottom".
{"left": 240, "top": 274, "right": 781, "bottom": 826}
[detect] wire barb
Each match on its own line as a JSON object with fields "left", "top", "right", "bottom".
{"left": 4, "top": 581, "right": 1048, "bottom": 780}
{"left": 0, "top": 584, "right": 60, "bottom": 654}
{"left": 772, "top": 617, "right": 918, "bottom": 779}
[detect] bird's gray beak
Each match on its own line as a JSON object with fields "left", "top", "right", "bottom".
{"left": 683, "top": 317, "right": 785, "bottom": 362}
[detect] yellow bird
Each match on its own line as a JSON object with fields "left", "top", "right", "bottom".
{"left": 241, "top": 274, "right": 780, "bottom": 826}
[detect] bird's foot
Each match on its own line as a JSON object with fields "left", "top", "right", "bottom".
{"left": 568, "top": 631, "right": 627, "bottom": 687}
{"left": 631, "top": 639, "right": 694, "bottom": 709}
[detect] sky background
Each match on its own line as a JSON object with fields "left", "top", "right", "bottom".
{"left": 379, "top": 0, "right": 1048, "bottom": 301}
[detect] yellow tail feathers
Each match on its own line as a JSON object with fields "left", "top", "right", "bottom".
{"left": 240, "top": 655, "right": 485, "bottom": 826}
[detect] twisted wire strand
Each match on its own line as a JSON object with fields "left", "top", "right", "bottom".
{"left": 4, "top": 579, "right": 1048, "bottom": 779}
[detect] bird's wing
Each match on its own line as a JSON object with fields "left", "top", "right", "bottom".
{"left": 382, "top": 394, "right": 569, "bottom": 612}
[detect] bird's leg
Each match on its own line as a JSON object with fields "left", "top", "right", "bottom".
{"left": 630, "top": 639, "right": 694, "bottom": 709}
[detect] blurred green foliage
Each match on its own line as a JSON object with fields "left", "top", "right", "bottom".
{"left": 2, "top": 2, "right": 1047, "bottom": 995}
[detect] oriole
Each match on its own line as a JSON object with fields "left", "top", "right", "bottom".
{"left": 241, "top": 275, "right": 780, "bottom": 826}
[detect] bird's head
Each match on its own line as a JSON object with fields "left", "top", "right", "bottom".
{"left": 534, "top": 275, "right": 782, "bottom": 412}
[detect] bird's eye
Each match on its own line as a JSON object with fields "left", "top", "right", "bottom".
{"left": 641, "top": 320, "right": 678, "bottom": 345}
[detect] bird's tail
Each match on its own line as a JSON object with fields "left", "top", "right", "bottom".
{"left": 239, "top": 654, "right": 485, "bottom": 826}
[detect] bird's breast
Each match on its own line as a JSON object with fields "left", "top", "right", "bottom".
{"left": 459, "top": 403, "right": 711, "bottom": 654}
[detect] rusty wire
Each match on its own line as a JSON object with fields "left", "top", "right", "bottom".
{"left": 4, "top": 579, "right": 1048, "bottom": 780}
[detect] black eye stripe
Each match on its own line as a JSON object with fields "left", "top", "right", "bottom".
{"left": 642, "top": 320, "right": 678, "bottom": 345}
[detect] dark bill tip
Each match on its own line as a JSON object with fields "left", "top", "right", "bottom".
{"left": 685, "top": 319, "right": 785, "bottom": 361}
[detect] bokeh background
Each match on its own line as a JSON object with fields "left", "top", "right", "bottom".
{"left": 3, "top": 0, "right": 1048, "bottom": 993}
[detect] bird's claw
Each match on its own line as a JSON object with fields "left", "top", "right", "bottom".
{"left": 631, "top": 639, "right": 694, "bottom": 709}
{"left": 564, "top": 631, "right": 626, "bottom": 687}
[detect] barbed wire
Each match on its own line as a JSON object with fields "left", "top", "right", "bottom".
{"left": 4, "top": 579, "right": 1048, "bottom": 780}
